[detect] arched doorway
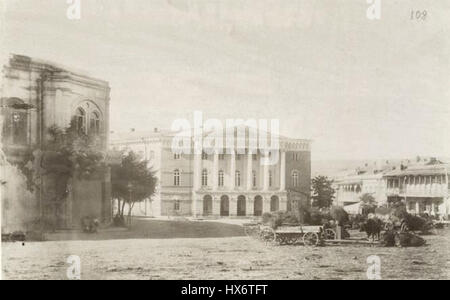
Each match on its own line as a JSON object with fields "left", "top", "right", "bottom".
{"left": 220, "top": 195, "right": 229, "bottom": 216}
{"left": 270, "top": 196, "right": 279, "bottom": 212}
{"left": 203, "top": 195, "right": 213, "bottom": 216}
{"left": 237, "top": 195, "right": 246, "bottom": 216}
{"left": 254, "top": 195, "right": 263, "bottom": 216}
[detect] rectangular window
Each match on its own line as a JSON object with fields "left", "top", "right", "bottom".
{"left": 174, "top": 200, "right": 180, "bottom": 211}
{"left": 202, "top": 152, "right": 208, "bottom": 160}
{"left": 202, "top": 170, "right": 208, "bottom": 186}
{"left": 269, "top": 171, "right": 272, "bottom": 187}
{"left": 12, "top": 111, "right": 28, "bottom": 145}
{"left": 218, "top": 171, "right": 224, "bottom": 187}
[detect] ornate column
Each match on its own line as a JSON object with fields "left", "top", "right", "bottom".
{"left": 279, "top": 150, "right": 286, "bottom": 191}
{"left": 263, "top": 155, "right": 269, "bottom": 191}
{"left": 247, "top": 150, "right": 253, "bottom": 190}
{"left": 246, "top": 196, "right": 253, "bottom": 217}
{"left": 192, "top": 152, "right": 201, "bottom": 217}
{"left": 229, "top": 150, "right": 236, "bottom": 190}
{"left": 213, "top": 152, "right": 219, "bottom": 191}
{"left": 262, "top": 196, "right": 269, "bottom": 214}
{"left": 212, "top": 196, "right": 220, "bottom": 216}
{"left": 229, "top": 196, "right": 237, "bottom": 217}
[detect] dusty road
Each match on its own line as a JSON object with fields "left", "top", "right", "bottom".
{"left": 2, "top": 228, "right": 450, "bottom": 280}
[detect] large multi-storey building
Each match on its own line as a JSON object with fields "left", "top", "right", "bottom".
{"left": 384, "top": 163, "right": 450, "bottom": 217}
{"left": 334, "top": 158, "right": 450, "bottom": 218}
{"left": 1, "top": 54, "right": 111, "bottom": 232}
{"left": 110, "top": 128, "right": 311, "bottom": 217}
{"left": 334, "top": 172, "right": 386, "bottom": 207}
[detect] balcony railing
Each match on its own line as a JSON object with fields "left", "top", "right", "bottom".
{"left": 387, "top": 184, "right": 449, "bottom": 197}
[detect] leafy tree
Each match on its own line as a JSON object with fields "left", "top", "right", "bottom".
{"left": 26, "top": 119, "right": 106, "bottom": 230}
{"left": 360, "top": 193, "right": 377, "bottom": 216}
{"left": 330, "top": 206, "right": 349, "bottom": 226}
{"left": 111, "top": 151, "right": 157, "bottom": 226}
{"left": 360, "top": 193, "right": 376, "bottom": 205}
{"left": 311, "top": 176, "right": 335, "bottom": 208}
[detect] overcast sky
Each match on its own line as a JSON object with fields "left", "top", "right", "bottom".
{"left": 1, "top": 0, "right": 449, "bottom": 161}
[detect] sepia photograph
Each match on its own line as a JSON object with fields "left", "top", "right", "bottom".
{"left": 0, "top": 0, "right": 449, "bottom": 283}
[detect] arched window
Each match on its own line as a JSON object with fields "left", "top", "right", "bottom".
{"left": 75, "top": 107, "right": 86, "bottom": 134}
{"left": 174, "top": 169, "right": 180, "bottom": 186}
{"left": 202, "top": 169, "right": 208, "bottom": 186}
{"left": 292, "top": 171, "right": 299, "bottom": 187}
{"left": 218, "top": 170, "right": 224, "bottom": 187}
{"left": 235, "top": 171, "right": 241, "bottom": 187}
{"left": 252, "top": 170, "right": 257, "bottom": 187}
{"left": 90, "top": 111, "right": 100, "bottom": 135}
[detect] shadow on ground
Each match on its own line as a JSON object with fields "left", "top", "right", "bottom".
{"left": 43, "top": 218, "right": 246, "bottom": 241}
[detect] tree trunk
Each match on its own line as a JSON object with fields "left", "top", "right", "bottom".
{"left": 128, "top": 202, "right": 135, "bottom": 226}
{"left": 121, "top": 200, "right": 126, "bottom": 218}
{"left": 116, "top": 198, "right": 121, "bottom": 217}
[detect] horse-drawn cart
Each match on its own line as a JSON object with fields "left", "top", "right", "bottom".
{"left": 244, "top": 223, "right": 332, "bottom": 246}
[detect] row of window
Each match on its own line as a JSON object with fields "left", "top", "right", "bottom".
{"left": 173, "top": 169, "right": 300, "bottom": 187}
{"left": 2, "top": 99, "right": 102, "bottom": 146}
{"left": 387, "top": 175, "right": 448, "bottom": 188}
{"left": 173, "top": 152, "right": 271, "bottom": 161}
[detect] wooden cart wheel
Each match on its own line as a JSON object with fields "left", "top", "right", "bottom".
{"left": 303, "top": 232, "right": 319, "bottom": 246}
{"left": 324, "top": 229, "right": 336, "bottom": 240}
{"left": 260, "top": 227, "right": 276, "bottom": 244}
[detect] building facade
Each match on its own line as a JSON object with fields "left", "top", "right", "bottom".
{"left": 333, "top": 158, "right": 450, "bottom": 218}
{"left": 384, "top": 164, "right": 450, "bottom": 217}
{"left": 1, "top": 54, "right": 111, "bottom": 232}
{"left": 110, "top": 128, "right": 311, "bottom": 217}
{"left": 334, "top": 172, "right": 386, "bottom": 207}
